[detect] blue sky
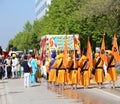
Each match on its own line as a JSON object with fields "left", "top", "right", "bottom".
{"left": 0, "top": 0, "right": 35, "bottom": 49}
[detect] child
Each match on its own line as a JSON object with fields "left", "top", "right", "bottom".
{"left": 21, "top": 55, "right": 31, "bottom": 88}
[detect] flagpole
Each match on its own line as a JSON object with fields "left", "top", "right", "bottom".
{"left": 63, "top": 35, "right": 68, "bottom": 68}
{"left": 73, "top": 35, "right": 76, "bottom": 68}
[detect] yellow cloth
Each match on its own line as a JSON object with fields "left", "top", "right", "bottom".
{"left": 93, "top": 57, "right": 105, "bottom": 83}
{"left": 70, "top": 70, "right": 78, "bottom": 84}
{"left": 77, "top": 67, "right": 81, "bottom": 83}
{"left": 52, "top": 60, "right": 58, "bottom": 68}
{"left": 48, "top": 69, "right": 56, "bottom": 82}
{"left": 93, "top": 69, "right": 105, "bottom": 83}
{"left": 57, "top": 70, "right": 65, "bottom": 84}
{"left": 79, "top": 59, "right": 91, "bottom": 86}
{"left": 80, "top": 70, "right": 90, "bottom": 86}
{"left": 65, "top": 59, "right": 73, "bottom": 84}
{"left": 64, "top": 70, "right": 72, "bottom": 84}
{"left": 106, "top": 68, "right": 118, "bottom": 81}
{"left": 95, "top": 53, "right": 99, "bottom": 58}
{"left": 106, "top": 56, "right": 118, "bottom": 81}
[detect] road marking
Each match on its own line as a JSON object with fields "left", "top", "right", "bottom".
{"left": 94, "top": 88, "right": 120, "bottom": 100}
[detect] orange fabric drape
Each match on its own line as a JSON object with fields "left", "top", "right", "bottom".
{"left": 112, "top": 33, "right": 120, "bottom": 64}
{"left": 100, "top": 35, "right": 108, "bottom": 66}
{"left": 86, "top": 37, "right": 93, "bottom": 70}
{"left": 86, "top": 37, "right": 93, "bottom": 78}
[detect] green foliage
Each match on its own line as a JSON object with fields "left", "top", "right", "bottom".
{"left": 8, "top": 21, "right": 33, "bottom": 51}
{"left": 7, "top": 0, "right": 120, "bottom": 52}
{"left": 23, "top": 21, "right": 33, "bottom": 32}
{"left": 31, "top": 33, "right": 39, "bottom": 49}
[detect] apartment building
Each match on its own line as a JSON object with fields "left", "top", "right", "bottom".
{"left": 35, "top": 0, "right": 52, "bottom": 19}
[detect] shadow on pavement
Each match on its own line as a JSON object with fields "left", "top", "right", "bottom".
{"left": 31, "top": 84, "right": 40, "bottom": 87}
{"left": 8, "top": 91, "right": 23, "bottom": 94}
{"left": 0, "top": 81, "right": 8, "bottom": 84}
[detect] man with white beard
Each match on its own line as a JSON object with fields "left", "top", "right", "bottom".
{"left": 11, "top": 54, "right": 19, "bottom": 79}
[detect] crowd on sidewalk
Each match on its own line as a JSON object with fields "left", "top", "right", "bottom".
{"left": 0, "top": 53, "right": 41, "bottom": 88}
{"left": 0, "top": 54, "right": 23, "bottom": 79}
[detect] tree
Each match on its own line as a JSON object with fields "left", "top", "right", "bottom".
{"left": 7, "top": 0, "right": 120, "bottom": 51}
{"left": 31, "top": 33, "right": 39, "bottom": 50}
{"left": 23, "top": 21, "right": 33, "bottom": 32}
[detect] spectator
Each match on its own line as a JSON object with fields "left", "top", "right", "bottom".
{"left": 21, "top": 55, "right": 31, "bottom": 88}
{"left": 11, "top": 54, "right": 19, "bottom": 79}
{"left": 20, "top": 53, "right": 25, "bottom": 78}
{"left": 35, "top": 55, "right": 41, "bottom": 83}
{"left": 29, "top": 53, "right": 38, "bottom": 84}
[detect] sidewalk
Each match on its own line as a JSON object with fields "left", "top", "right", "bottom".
{"left": 0, "top": 80, "right": 7, "bottom": 104}
{"left": 0, "top": 78, "right": 80, "bottom": 104}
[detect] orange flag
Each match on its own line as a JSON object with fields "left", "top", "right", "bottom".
{"left": 86, "top": 37, "right": 93, "bottom": 70}
{"left": 100, "top": 35, "right": 108, "bottom": 66}
{"left": 112, "top": 33, "right": 120, "bottom": 64}
{"left": 63, "top": 35, "right": 68, "bottom": 68}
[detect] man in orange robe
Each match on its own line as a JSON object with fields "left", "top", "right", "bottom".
{"left": 106, "top": 50, "right": 118, "bottom": 88}
{"left": 65, "top": 54, "right": 72, "bottom": 85}
{"left": 79, "top": 55, "right": 90, "bottom": 89}
{"left": 69, "top": 54, "right": 79, "bottom": 90}
{"left": 93, "top": 53, "right": 105, "bottom": 89}
{"left": 48, "top": 52, "right": 57, "bottom": 89}
{"left": 57, "top": 53, "right": 66, "bottom": 91}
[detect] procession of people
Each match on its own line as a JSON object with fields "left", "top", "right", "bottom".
{"left": 0, "top": 33, "right": 120, "bottom": 91}
{"left": 45, "top": 50, "right": 118, "bottom": 90}
{"left": 44, "top": 33, "right": 120, "bottom": 91}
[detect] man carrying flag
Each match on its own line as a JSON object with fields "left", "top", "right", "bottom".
{"left": 78, "top": 37, "right": 92, "bottom": 89}
{"left": 79, "top": 55, "right": 90, "bottom": 89}
{"left": 93, "top": 35, "right": 106, "bottom": 89}
{"left": 106, "top": 33, "right": 119, "bottom": 88}
{"left": 63, "top": 35, "right": 70, "bottom": 86}
{"left": 56, "top": 35, "right": 68, "bottom": 91}
{"left": 69, "top": 35, "right": 79, "bottom": 90}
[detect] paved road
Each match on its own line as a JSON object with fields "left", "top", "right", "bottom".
{"left": 0, "top": 77, "right": 120, "bottom": 104}
{"left": 0, "top": 78, "right": 81, "bottom": 104}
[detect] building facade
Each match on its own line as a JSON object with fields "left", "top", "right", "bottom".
{"left": 35, "top": 0, "right": 52, "bottom": 19}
